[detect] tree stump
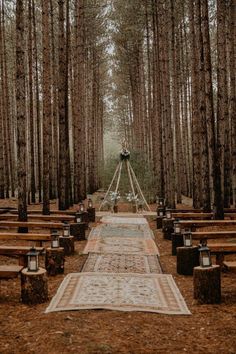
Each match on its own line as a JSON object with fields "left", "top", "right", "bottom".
{"left": 156, "top": 216, "right": 163, "bottom": 229}
{"left": 45, "top": 247, "right": 65, "bottom": 276}
{"left": 87, "top": 207, "right": 96, "bottom": 222}
{"left": 193, "top": 265, "right": 221, "bottom": 304}
{"left": 59, "top": 236, "right": 75, "bottom": 256}
{"left": 172, "top": 233, "right": 184, "bottom": 255}
{"left": 177, "top": 246, "right": 199, "bottom": 275}
{"left": 162, "top": 218, "right": 174, "bottom": 240}
{"left": 70, "top": 222, "right": 86, "bottom": 240}
{"left": 113, "top": 205, "right": 118, "bottom": 213}
{"left": 21, "top": 267, "right": 48, "bottom": 304}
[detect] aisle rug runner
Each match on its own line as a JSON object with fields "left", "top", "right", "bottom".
{"left": 83, "top": 237, "right": 160, "bottom": 256}
{"left": 88, "top": 224, "right": 154, "bottom": 240}
{"left": 45, "top": 273, "right": 190, "bottom": 315}
{"left": 82, "top": 253, "right": 162, "bottom": 274}
{"left": 101, "top": 216, "right": 148, "bottom": 225}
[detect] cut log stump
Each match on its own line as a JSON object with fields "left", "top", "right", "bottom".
{"left": 70, "top": 222, "right": 86, "bottom": 240}
{"left": 21, "top": 267, "right": 48, "bottom": 304}
{"left": 162, "top": 218, "right": 174, "bottom": 240}
{"left": 45, "top": 247, "right": 65, "bottom": 276}
{"left": 59, "top": 236, "right": 75, "bottom": 256}
{"left": 87, "top": 208, "right": 96, "bottom": 222}
{"left": 156, "top": 216, "right": 163, "bottom": 229}
{"left": 177, "top": 246, "right": 199, "bottom": 275}
{"left": 172, "top": 233, "right": 184, "bottom": 255}
{"left": 193, "top": 265, "right": 221, "bottom": 304}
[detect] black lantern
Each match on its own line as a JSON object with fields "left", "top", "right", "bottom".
{"left": 87, "top": 198, "right": 93, "bottom": 209}
{"left": 75, "top": 211, "right": 82, "bottom": 223}
{"left": 199, "top": 240, "right": 212, "bottom": 267}
{"left": 63, "top": 222, "right": 70, "bottom": 237}
{"left": 183, "top": 231, "right": 192, "bottom": 247}
{"left": 166, "top": 209, "right": 172, "bottom": 219}
{"left": 157, "top": 207, "right": 165, "bottom": 217}
{"left": 51, "top": 229, "right": 60, "bottom": 248}
{"left": 79, "top": 202, "right": 85, "bottom": 213}
{"left": 27, "top": 247, "right": 39, "bottom": 272}
{"left": 174, "top": 220, "right": 181, "bottom": 234}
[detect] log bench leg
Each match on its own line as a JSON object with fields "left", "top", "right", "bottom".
{"left": 162, "top": 219, "right": 174, "bottom": 240}
{"left": 193, "top": 265, "right": 221, "bottom": 304}
{"left": 45, "top": 247, "right": 65, "bottom": 276}
{"left": 21, "top": 267, "right": 48, "bottom": 304}
{"left": 59, "top": 236, "right": 75, "bottom": 256}
{"left": 156, "top": 216, "right": 163, "bottom": 229}
{"left": 172, "top": 233, "right": 184, "bottom": 256}
{"left": 177, "top": 246, "right": 199, "bottom": 275}
{"left": 216, "top": 253, "right": 225, "bottom": 267}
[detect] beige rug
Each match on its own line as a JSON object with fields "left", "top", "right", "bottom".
{"left": 45, "top": 273, "right": 190, "bottom": 315}
{"left": 88, "top": 224, "right": 154, "bottom": 240}
{"left": 82, "top": 253, "right": 162, "bottom": 274}
{"left": 101, "top": 216, "right": 148, "bottom": 225}
{"left": 83, "top": 237, "right": 160, "bottom": 256}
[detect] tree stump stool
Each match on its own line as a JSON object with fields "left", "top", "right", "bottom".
{"left": 162, "top": 218, "right": 174, "bottom": 240}
{"left": 156, "top": 216, "right": 163, "bottom": 229}
{"left": 193, "top": 265, "right": 221, "bottom": 304}
{"left": 59, "top": 236, "right": 75, "bottom": 256}
{"left": 70, "top": 222, "right": 86, "bottom": 240}
{"left": 87, "top": 207, "right": 96, "bottom": 222}
{"left": 172, "top": 233, "right": 184, "bottom": 255}
{"left": 177, "top": 246, "right": 199, "bottom": 275}
{"left": 21, "top": 267, "right": 48, "bottom": 304}
{"left": 45, "top": 247, "right": 65, "bottom": 276}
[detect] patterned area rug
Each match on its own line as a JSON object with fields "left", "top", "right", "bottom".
{"left": 83, "top": 237, "right": 160, "bottom": 256}
{"left": 45, "top": 273, "right": 191, "bottom": 315}
{"left": 101, "top": 216, "right": 148, "bottom": 225}
{"left": 82, "top": 253, "right": 162, "bottom": 274}
{"left": 88, "top": 224, "right": 154, "bottom": 240}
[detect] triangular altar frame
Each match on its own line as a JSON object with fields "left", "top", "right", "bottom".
{"left": 99, "top": 147, "right": 151, "bottom": 212}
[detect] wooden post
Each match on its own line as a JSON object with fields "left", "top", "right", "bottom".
{"left": 21, "top": 267, "right": 48, "bottom": 304}
{"left": 59, "top": 236, "right": 74, "bottom": 256}
{"left": 156, "top": 216, "right": 163, "bottom": 229}
{"left": 193, "top": 265, "right": 221, "bottom": 303}
{"left": 45, "top": 247, "right": 65, "bottom": 276}
{"left": 87, "top": 207, "right": 96, "bottom": 222}
{"left": 171, "top": 233, "right": 184, "bottom": 255}
{"left": 177, "top": 246, "right": 199, "bottom": 275}
{"left": 162, "top": 218, "right": 174, "bottom": 240}
{"left": 70, "top": 222, "right": 86, "bottom": 240}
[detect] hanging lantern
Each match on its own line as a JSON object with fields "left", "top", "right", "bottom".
{"left": 166, "top": 209, "right": 172, "bottom": 219}
{"left": 79, "top": 202, "right": 85, "bottom": 213}
{"left": 27, "top": 247, "right": 39, "bottom": 272}
{"left": 174, "top": 220, "right": 181, "bottom": 234}
{"left": 199, "top": 241, "right": 212, "bottom": 267}
{"left": 87, "top": 198, "right": 93, "bottom": 209}
{"left": 63, "top": 222, "right": 70, "bottom": 237}
{"left": 183, "top": 231, "right": 192, "bottom": 247}
{"left": 75, "top": 211, "right": 82, "bottom": 223}
{"left": 51, "top": 230, "right": 60, "bottom": 248}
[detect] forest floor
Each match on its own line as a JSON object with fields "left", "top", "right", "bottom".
{"left": 0, "top": 195, "right": 236, "bottom": 354}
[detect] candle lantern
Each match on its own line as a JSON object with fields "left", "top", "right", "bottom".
{"left": 79, "top": 202, "right": 85, "bottom": 213}
{"left": 51, "top": 229, "right": 60, "bottom": 248}
{"left": 199, "top": 240, "right": 212, "bottom": 267}
{"left": 27, "top": 247, "right": 39, "bottom": 272}
{"left": 75, "top": 211, "right": 82, "bottom": 223}
{"left": 87, "top": 198, "right": 93, "bottom": 209}
{"left": 183, "top": 231, "right": 192, "bottom": 247}
{"left": 166, "top": 209, "right": 172, "bottom": 219}
{"left": 174, "top": 220, "right": 181, "bottom": 234}
{"left": 157, "top": 207, "right": 165, "bottom": 217}
{"left": 63, "top": 222, "right": 70, "bottom": 237}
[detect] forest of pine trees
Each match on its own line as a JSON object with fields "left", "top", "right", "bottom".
{"left": 0, "top": 0, "right": 235, "bottom": 217}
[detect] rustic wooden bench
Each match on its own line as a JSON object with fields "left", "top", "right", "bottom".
{"left": 10, "top": 209, "right": 77, "bottom": 215}
{"left": 208, "top": 243, "right": 236, "bottom": 266}
{"left": 0, "top": 265, "right": 24, "bottom": 279}
{"left": 0, "top": 245, "right": 44, "bottom": 266}
{"left": 0, "top": 232, "right": 51, "bottom": 246}
{"left": 223, "top": 261, "right": 236, "bottom": 273}
{"left": 179, "top": 220, "right": 236, "bottom": 230}
{"left": 0, "top": 214, "right": 75, "bottom": 222}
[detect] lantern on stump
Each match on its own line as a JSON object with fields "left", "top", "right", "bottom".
{"left": 51, "top": 230, "right": 60, "bottom": 248}
{"left": 199, "top": 240, "right": 212, "bottom": 268}
{"left": 174, "top": 220, "right": 181, "bottom": 234}
{"left": 79, "top": 202, "right": 85, "bottom": 213}
{"left": 157, "top": 207, "right": 165, "bottom": 217}
{"left": 75, "top": 211, "right": 82, "bottom": 223}
{"left": 63, "top": 222, "right": 70, "bottom": 237}
{"left": 166, "top": 209, "right": 172, "bottom": 219}
{"left": 183, "top": 231, "right": 192, "bottom": 247}
{"left": 27, "top": 247, "right": 39, "bottom": 272}
{"left": 87, "top": 198, "right": 93, "bottom": 209}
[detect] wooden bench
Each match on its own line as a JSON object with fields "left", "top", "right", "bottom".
{"left": 0, "top": 214, "right": 75, "bottom": 222}
{"left": 208, "top": 243, "right": 236, "bottom": 266}
{"left": 0, "top": 245, "right": 44, "bottom": 266}
{"left": 0, "top": 232, "right": 51, "bottom": 246}
{"left": 222, "top": 261, "right": 236, "bottom": 273}
{"left": 11, "top": 209, "right": 77, "bottom": 215}
{"left": 179, "top": 220, "right": 236, "bottom": 231}
{"left": 0, "top": 265, "right": 24, "bottom": 279}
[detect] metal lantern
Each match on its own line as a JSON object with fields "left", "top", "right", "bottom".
{"left": 79, "top": 202, "right": 85, "bottom": 213}
{"left": 158, "top": 207, "right": 165, "bottom": 217}
{"left": 174, "top": 220, "right": 181, "bottom": 234}
{"left": 199, "top": 241, "right": 212, "bottom": 268}
{"left": 183, "top": 231, "right": 192, "bottom": 247}
{"left": 51, "top": 230, "right": 60, "bottom": 248}
{"left": 27, "top": 247, "right": 39, "bottom": 272}
{"left": 75, "top": 211, "right": 82, "bottom": 223}
{"left": 87, "top": 198, "right": 93, "bottom": 209}
{"left": 63, "top": 222, "right": 70, "bottom": 237}
{"left": 166, "top": 209, "right": 172, "bottom": 219}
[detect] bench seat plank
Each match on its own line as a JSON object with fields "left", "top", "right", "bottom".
{"left": 0, "top": 233, "right": 51, "bottom": 241}
{"left": 179, "top": 220, "right": 236, "bottom": 229}
{"left": 192, "top": 231, "right": 236, "bottom": 240}
{"left": 0, "top": 214, "right": 74, "bottom": 221}
{"left": 208, "top": 243, "right": 236, "bottom": 253}
{"left": 0, "top": 265, "right": 24, "bottom": 278}
{"left": 0, "top": 246, "right": 44, "bottom": 256}
{"left": 0, "top": 221, "right": 64, "bottom": 229}
{"left": 223, "top": 261, "right": 236, "bottom": 273}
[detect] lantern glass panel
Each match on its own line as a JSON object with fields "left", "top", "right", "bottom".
{"left": 183, "top": 232, "right": 192, "bottom": 247}
{"left": 27, "top": 248, "right": 39, "bottom": 272}
{"left": 166, "top": 210, "right": 172, "bottom": 219}
{"left": 63, "top": 224, "right": 70, "bottom": 237}
{"left": 79, "top": 203, "right": 85, "bottom": 212}
{"left": 88, "top": 199, "right": 93, "bottom": 209}
{"left": 174, "top": 222, "right": 181, "bottom": 234}
{"left": 51, "top": 230, "right": 59, "bottom": 248}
